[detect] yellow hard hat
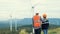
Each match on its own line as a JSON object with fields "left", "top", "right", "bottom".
{"left": 43, "top": 13, "right": 47, "bottom": 17}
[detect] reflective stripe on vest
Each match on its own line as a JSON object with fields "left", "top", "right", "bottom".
{"left": 34, "top": 20, "right": 40, "bottom": 23}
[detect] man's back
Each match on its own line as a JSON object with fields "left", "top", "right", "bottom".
{"left": 33, "top": 15, "right": 41, "bottom": 29}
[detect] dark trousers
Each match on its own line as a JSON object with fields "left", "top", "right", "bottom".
{"left": 34, "top": 28, "right": 41, "bottom": 34}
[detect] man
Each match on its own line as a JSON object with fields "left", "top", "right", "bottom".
{"left": 42, "top": 13, "right": 49, "bottom": 34}
{"left": 32, "top": 13, "right": 42, "bottom": 34}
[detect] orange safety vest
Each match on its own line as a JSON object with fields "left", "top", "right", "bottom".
{"left": 33, "top": 15, "right": 41, "bottom": 28}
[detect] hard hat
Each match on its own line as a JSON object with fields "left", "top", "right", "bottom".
{"left": 36, "top": 13, "right": 39, "bottom": 15}
{"left": 43, "top": 13, "right": 47, "bottom": 17}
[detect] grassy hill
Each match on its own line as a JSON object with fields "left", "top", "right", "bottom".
{"left": 19, "top": 27, "right": 60, "bottom": 34}
{"left": 18, "top": 24, "right": 60, "bottom": 34}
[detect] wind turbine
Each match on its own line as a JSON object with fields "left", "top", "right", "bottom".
{"left": 15, "top": 17, "right": 17, "bottom": 31}
{"left": 32, "top": 3, "right": 40, "bottom": 34}
{"left": 10, "top": 14, "right": 12, "bottom": 31}
{"left": 32, "top": 2, "right": 46, "bottom": 34}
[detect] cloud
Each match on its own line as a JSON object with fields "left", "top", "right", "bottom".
{"left": 32, "top": 0, "right": 60, "bottom": 18}
{"left": 0, "top": 0, "right": 60, "bottom": 20}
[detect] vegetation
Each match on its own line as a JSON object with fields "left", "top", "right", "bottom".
{"left": 0, "top": 24, "right": 60, "bottom": 34}
{"left": 41, "top": 27, "right": 60, "bottom": 34}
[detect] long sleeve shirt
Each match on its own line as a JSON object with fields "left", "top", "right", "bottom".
{"left": 42, "top": 18, "right": 49, "bottom": 30}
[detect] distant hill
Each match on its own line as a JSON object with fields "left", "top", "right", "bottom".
{"left": 48, "top": 18, "right": 60, "bottom": 25}
{"left": 0, "top": 18, "right": 60, "bottom": 28}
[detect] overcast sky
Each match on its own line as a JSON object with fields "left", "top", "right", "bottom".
{"left": 0, "top": 0, "right": 60, "bottom": 20}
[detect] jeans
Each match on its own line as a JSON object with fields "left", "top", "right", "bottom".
{"left": 34, "top": 28, "right": 41, "bottom": 34}
{"left": 43, "top": 29, "right": 48, "bottom": 34}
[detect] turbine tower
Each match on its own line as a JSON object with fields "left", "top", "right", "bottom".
{"left": 15, "top": 18, "right": 17, "bottom": 31}
{"left": 10, "top": 15, "right": 12, "bottom": 31}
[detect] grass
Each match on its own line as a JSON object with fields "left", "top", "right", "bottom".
{"left": 0, "top": 25, "right": 60, "bottom": 34}
{"left": 19, "top": 27, "right": 60, "bottom": 34}
{"left": 41, "top": 27, "right": 60, "bottom": 34}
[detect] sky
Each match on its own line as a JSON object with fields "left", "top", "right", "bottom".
{"left": 0, "top": 0, "right": 60, "bottom": 20}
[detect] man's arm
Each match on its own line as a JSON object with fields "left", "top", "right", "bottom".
{"left": 40, "top": 16, "right": 43, "bottom": 24}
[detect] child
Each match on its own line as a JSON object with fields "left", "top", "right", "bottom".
{"left": 42, "top": 13, "right": 49, "bottom": 34}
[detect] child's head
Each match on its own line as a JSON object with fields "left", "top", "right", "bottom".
{"left": 42, "top": 13, "right": 47, "bottom": 18}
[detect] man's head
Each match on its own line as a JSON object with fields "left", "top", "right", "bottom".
{"left": 36, "top": 13, "right": 39, "bottom": 15}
